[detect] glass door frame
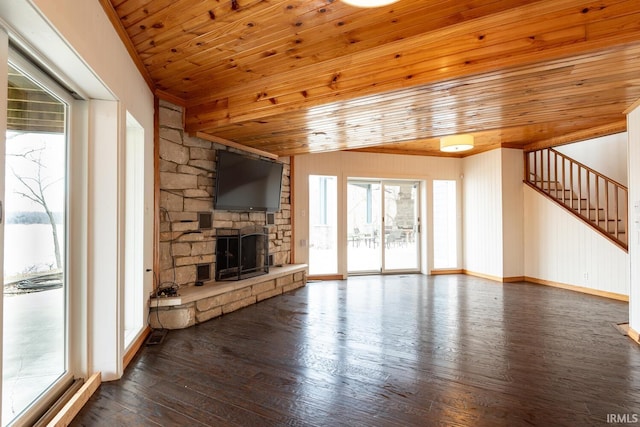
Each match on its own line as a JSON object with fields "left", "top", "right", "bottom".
{"left": 381, "top": 180, "right": 421, "bottom": 273}
{"left": 308, "top": 174, "right": 340, "bottom": 277}
{"left": 347, "top": 178, "right": 422, "bottom": 275}
{"left": 347, "top": 179, "right": 382, "bottom": 274}
{"left": 1, "top": 44, "right": 79, "bottom": 427}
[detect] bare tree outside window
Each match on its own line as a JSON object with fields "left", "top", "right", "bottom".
{"left": 8, "top": 144, "right": 63, "bottom": 271}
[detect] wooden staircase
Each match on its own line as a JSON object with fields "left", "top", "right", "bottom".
{"left": 525, "top": 148, "right": 628, "bottom": 251}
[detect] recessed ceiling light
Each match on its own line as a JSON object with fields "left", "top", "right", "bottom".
{"left": 342, "top": 0, "right": 401, "bottom": 8}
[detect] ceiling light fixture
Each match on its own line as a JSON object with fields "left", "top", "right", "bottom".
{"left": 342, "top": 0, "right": 400, "bottom": 8}
{"left": 440, "top": 134, "right": 474, "bottom": 153}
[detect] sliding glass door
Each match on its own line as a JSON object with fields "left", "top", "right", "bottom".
{"left": 348, "top": 180, "right": 420, "bottom": 274}
{"left": 347, "top": 181, "right": 382, "bottom": 273}
{"left": 2, "top": 53, "right": 72, "bottom": 426}
{"left": 383, "top": 182, "right": 420, "bottom": 271}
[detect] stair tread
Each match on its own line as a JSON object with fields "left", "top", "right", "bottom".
{"left": 572, "top": 206, "right": 604, "bottom": 210}
{"left": 551, "top": 194, "right": 587, "bottom": 201}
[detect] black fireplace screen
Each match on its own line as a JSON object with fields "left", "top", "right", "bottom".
{"left": 215, "top": 226, "right": 269, "bottom": 281}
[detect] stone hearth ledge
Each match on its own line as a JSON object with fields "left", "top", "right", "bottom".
{"left": 148, "top": 264, "right": 307, "bottom": 329}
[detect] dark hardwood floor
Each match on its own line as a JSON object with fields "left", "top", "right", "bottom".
{"left": 72, "top": 275, "right": 640, "bottom": 426}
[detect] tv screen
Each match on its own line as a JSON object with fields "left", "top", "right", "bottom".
{"left": 214, "top": 150, "right": 283, "bottom": 212}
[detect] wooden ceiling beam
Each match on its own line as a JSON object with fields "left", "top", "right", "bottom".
{"left": 193, "top": 132, "right": 279, "bottom": 160}
{"left": 155, "top": 89, "right": 187, "bottom": 108}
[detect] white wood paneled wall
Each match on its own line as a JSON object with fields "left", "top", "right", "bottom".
{"left": 627, "top": 105, "right": 640, "bottom": 330}
{"left": 501, "top": 149, "right": 525, "bottom": 278}
{"left": 462, "top": 149, "right": 505, "bottom": 278}
{"left": 523, "top": 185, "right": 629, "bottom": 295}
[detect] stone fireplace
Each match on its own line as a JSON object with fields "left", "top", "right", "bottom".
{"left": 215, "top": 226, "right": 269, "bottom": 281}
{"left": 152, "top": 100, "right": 305, "bottom": 331}
{"left": 158, "top": 100, "right": 292, "bottom": 289}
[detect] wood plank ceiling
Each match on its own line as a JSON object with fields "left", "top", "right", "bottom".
{"left": 102, "top": 0, "right": 640, "bottom": 157}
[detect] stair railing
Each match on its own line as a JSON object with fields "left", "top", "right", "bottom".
{"left": 525, "top": 147, "right": 628, "bottom": 251}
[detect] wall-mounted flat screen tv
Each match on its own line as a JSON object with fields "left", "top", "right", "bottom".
{"left": 214, "top": 150, "right": 283, "bottom": 212}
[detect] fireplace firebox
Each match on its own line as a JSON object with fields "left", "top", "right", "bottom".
{"left": 215, "top": 226, "right": 269, "bottom": 281}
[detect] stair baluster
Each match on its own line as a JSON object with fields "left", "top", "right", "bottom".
{"left": 525, "top": 148, "right": 628, "bottom": 251}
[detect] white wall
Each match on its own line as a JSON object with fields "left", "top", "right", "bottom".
{"left": 462, "top": 149, "right": 504, "bottom": 278}
{"left": 501, "top": 149, "right": 525, "bottom": 278}
{"left": 87, "top": 100, "right": 121, "bottom": 379}
{"left": 524, "top": 185, "right": 629, "bottom": 295}
{"left": 294, "top": 151, "right": 462, "bottom": 276}
{"left": 555, "top": 132, "right": 628, "bottom": 185}
{"left": 463, "top": 145, "right": 626, "bottom": 291}
{"left": 627, "top": 106, "right": 640, "bottom": 331}
{"left": 29, "top": 0, "right": 152, "bottom": 120}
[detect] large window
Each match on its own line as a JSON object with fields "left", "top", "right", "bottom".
{"left": 124, "top": 113, "right": 145, "bottom": 349}
{"left": 308, "top": 175, "right": 338, "bottom": 275}
{"left": 2, "top": 56, "right": 72, "bottom": 426}
{"left": 433, "top": 180, "right": 457, "bottom": 269}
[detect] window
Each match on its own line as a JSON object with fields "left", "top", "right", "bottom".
{"left": 318, "top": 176, "right": 329, "bottom": 225}
{"left": 433, "top": 180, "right": 457, "bottom": 269}
{"left": 124, "top": 112, "right": 145, "bottom": 349}
{"left": 308, "top": 175, "right": 337, "bottom": 275}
